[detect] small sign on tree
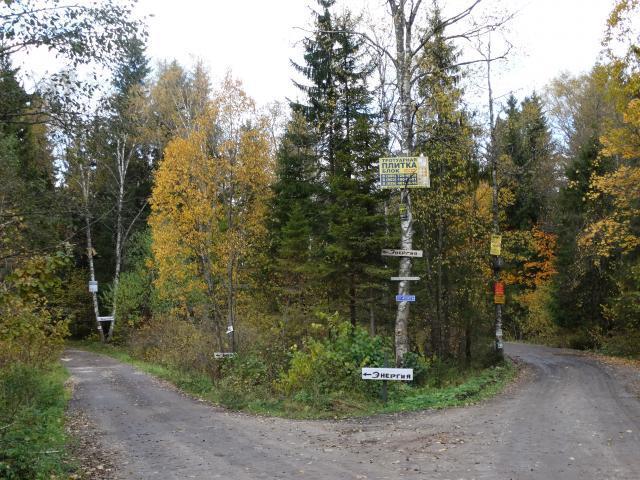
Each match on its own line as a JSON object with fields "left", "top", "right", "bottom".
{"left": 490, "top": 234, "right": 502, "bottom": 256}
{"left": 494, "top": 282, "right": 505, "bottom": 304}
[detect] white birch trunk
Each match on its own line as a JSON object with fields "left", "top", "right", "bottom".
{"left": 106, "top": 135, "right": 142, "bottom": 341}
{"left": 486, "top": 40, "right": 504, "bottom": 357}
{"left": 389, "top": 1, "right": 415, "bottom": 365}
{"left": 107, "top": 137, "right": 131, "bottom": 341}
{"left": 80, "top": 165, "right": 105, "bottom": 342}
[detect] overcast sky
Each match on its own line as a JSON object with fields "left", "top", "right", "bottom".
{"left": 135, "top": 0, "right": 615, "bottom": 108}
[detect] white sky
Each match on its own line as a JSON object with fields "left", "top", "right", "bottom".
{"left": 136, "top": 0, "right": 615, "bottom": 108}
{"left": 14, "top": 0, "right": 616, "bottom": 116}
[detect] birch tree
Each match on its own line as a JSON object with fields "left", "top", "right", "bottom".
{"left": 149, "top": 76, "right": 273, "bottom": 351}
{"left": 362, "top": 0, "right": 509, "bottom": 364}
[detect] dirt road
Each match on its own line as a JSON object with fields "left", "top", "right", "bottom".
{"left": 64, "top": 343, "right": 640, "bottom": 479}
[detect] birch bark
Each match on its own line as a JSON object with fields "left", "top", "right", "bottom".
{"left": 79, "top": 164, "right": 105, "bottom": 342}
{"left": 388, "top": 0, "right": 416, "bottom": 365}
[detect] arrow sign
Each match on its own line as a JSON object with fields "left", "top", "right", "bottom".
{"left": 362, "top": 367, "right": 413, "bottom": 381}
{"left": 214, "top": 352, "right": 237, "bottom": 359}
{"left": 390, "top": 276, "right": 420, "bottom": 281}
{"left": 382, "top": 249, "right": 423, "bottom": 258}
{"left": 396, "top": 294, "right": 415, "bottom": 302}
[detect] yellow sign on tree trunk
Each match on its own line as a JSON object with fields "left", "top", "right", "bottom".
{"left": 490, "top": 234, "right": 502, "bottom": 256}
{"left": 379, "top": 155, "right": 430, "bottom": 189}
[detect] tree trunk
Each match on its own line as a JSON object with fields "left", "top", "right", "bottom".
{"left": 349, "top": 273, "right": 357, "bottom": 328}
{"left": 108, "top": 145, "right": 126, "bottom": 341}
{"left": 435, "top": 215, "right": 444, "bottom": 356}
{"left": 395, "top": 188, "right": 414, "bottom": 365}
{"left": 487, "top": 41, "right": 504, "bottom": 358}
{"left": 85, "top": 214, "right": 104, "bottom": 342}
{"left": 390, "top": 2, "right": 415, "bottom": 366}
{"left": 200, "top": 252, "right": 223, "bottom": 351}
{"left": 369, "top": 290, "right": 376, "bottom": 336}
{"left": 227, "top": 254, "right": 236, "bottom": 352}
{"left": 108, "top": 137, "right": 135, "bottom": 341}
{"left": 80, "top": 165, "right": 105, "bottom": 342}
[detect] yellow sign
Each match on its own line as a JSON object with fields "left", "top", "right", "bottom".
{"left": 494, "top": 293, "right": 506, "bottom": 304}
{"left": 490, "top": 234, "right": 502, "bottom": 256}
{"left": 379, "top": 155, "right": 430, "bottom": 189}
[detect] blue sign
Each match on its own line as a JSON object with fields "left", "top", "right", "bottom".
{"left": 396, "top": 295, "right": 416, "bottom": 302}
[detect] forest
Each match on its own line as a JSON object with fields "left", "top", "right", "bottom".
{"left": 0, "top": 0, "right": 639, "bottom": 477}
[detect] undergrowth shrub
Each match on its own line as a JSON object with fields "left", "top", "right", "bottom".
{"left": 128, "top": 315, "right": 217, "bottom": 374}
{"left": 0, "top": 365, "right": 68, "bottom": 479}
{"left": 599, "top": 331, "right": 640, "bottom": 358}
{"left": 211, "top": 331, "right": 292, "bottom": 409}
{"left": 0, "top": 297, "right": 69, "bottom": 368}
{"left": 277, "top": 320, "right": 393, "bottom": 406}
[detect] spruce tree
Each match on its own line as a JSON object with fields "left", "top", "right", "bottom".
{"left": 497, "top": 94, "right": 555, "bottom": 229}
{"left": 412, "top": 10, "right": 481, "bottom": 358}
{"left": 271, "top": 2, "right": 386, "bottom": 327}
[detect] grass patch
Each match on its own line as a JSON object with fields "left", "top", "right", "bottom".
{"left": 380, "top": 362, "right": 514, "bottom": 414}
{"left": 68, "top": 340, "right": 516, "bottom": 419}
{"left": 0, "top": 363, "right": 71, "bottom": 479}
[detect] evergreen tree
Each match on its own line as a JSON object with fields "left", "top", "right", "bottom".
{"left": 497, "top": 94, "right": 556, "bottom": 229}
{"left": 0, "top": 57, "right": 62, "bottom": 260}
{"left": 271, "top": 2, "right": 387, "bottom": 328}
{"left": 552, "top": 138, "right": 613, "bottom": 330}
{"left": 412, "top": 10, "right": 484, "bottom": 359}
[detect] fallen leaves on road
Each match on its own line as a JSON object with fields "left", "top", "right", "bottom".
{"left": 66, "top": 410, "right": 119, "bottom": 479}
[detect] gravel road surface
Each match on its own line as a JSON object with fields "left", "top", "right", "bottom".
{"left": 64, "top": 343, "right": 640, "bottom": 479}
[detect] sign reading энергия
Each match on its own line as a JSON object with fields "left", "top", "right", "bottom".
{"left": 361, "top": 368, "right": 414, "bottom": 381}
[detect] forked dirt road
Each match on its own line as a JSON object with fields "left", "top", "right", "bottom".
{"left": 64, "top": 343, "right": 640, "bottom": 479}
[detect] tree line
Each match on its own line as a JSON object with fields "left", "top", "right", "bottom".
{"left": 1, "top": 0, "right": 639, "bottom": 389}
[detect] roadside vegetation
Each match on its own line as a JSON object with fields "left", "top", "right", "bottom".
{"left": 0, "top": 365, "right": 70, "bottom": 479}
{"left": 1, "top": 0, "right": 639, "bottom": 474}
{"left": 71, "top": 320, "right": 515, "bottom": 419}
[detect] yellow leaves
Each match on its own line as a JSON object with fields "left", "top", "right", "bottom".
{"left": 579, "top": 218, "right": 639, "bottom": 259}
{"left": 606, "top": 0, "right": 638, "bottom": 29}
{"left": 600, "top": 98, "right": 640, "bottom": 160}
{"left": 149, "top": 76, "right": 274, "bottom": 312}
{"left": 582, "top": 60, "right": 640, "bottom": 263}
{"left": 502, "top": 227, "right": 557, "bottom": 290}
{"left": 580, "top": 165, "right": 640, "bottom": 260}
{"left": 603, "top": 0, "right": 640, "bottom": 61}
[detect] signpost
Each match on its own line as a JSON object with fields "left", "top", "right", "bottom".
{"left": 361, "top": 368, "right": 414, "bottom": 381}
{"left": 382, "top": 249, "right": 423, "bottom": 258}
{"left": 379, "top": 155, "right": 430, "bottom": 189}
{"left": 362, "top": 364, "right": 414, "bottom": 404}
{"left": 97, "top": 315, "right": 113, "bottom": 331}
{"left": 396, "top": 294, "right": 415, "bottom": 302}
{"left": 379, "top": 154, "right": 430, "bottom": 366}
